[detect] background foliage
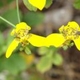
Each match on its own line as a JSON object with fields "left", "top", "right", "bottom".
{"left": 0, "top": 0, "right": 80, "bottom": 80}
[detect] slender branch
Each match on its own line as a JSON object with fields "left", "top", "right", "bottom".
{"left": 0, "top": 16, "right": 15, "bottom": 27}
{"left": 16, "top": 0, "right": 20, "bottom": 23}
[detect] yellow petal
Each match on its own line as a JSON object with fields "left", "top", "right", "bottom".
{"left": 28, "top": 0, "right": 46, "bottom": 10}
{"left": 10, "top": 29, "right": 15, "bottom": 36}
{"left": 73, "top": 37, "right": 80, "bottom": 50}
{"left": 27, "top": 34, "right": 46, "bottom": 47}
{"left": 16, "top": 22, "right": 31, "bottom": 31}
{"left": 6, "top": 39, "right": 20, "bottom": 58}
{"left": 46, "top": 33, "right": 66, "bottom": 47}
{"left": 59, "top": 25, "right": 64, "bottom": 32}
{"left": 59, "top": 21, "right": 79, "bottom": 32}
{"left": 67, "top": 21, "right": 79, "bottom": 29}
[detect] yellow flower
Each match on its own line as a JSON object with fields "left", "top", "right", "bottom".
{"left": 28, "top": 0, "right": 46, "bottom": 10}
{"left": 46, "top": 21, "right": 80, "bottom": 50}
{"left": 6, "top": 22, "right": 46, "bottom": 58}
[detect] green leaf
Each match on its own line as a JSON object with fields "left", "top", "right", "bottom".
{"left": 0, "top": 9, "right": 22, "bottom": 25}
{"left": 0, "top": 54, "right": 27, "bottom": 75}
{"left": 23, "top": 11, "right": 44, "bottom": 26}
{"left": 7, "top": 0, "right": 13, "bottom": 3}
{"left": 45, "top": 0, "right": 53, "bottom": 8}
{"left": 73, "top": 0, "right": 80, "bottom": 9}
{"left": 7, "top": 74, "right": 23, "bottom": 80}
{"left": 25, "top": 47, "right": 32, "bottom": 55}
{"left": 0, "top": 47, "right": 4, "bottom": 56}
{"left": 0, "top": 1, "right": 3, "bottom": 8}
{"left": 6, "top": 32, "right": 14, "bottom": 46}
{"left": 0, "top": 57, "right": 5, "bottom": 71}
{"left": 0, "top": 32, "right": 5, "bottom": 56}
{"left": 38, "top": 47, "right": 49, "bottom": 55}
{"left": 0, "top": 31, "right": 14, "bottom": 56}
{"left": 49, "top": 46, "right": 58, "bottom": 51}
{"left": 23, "top": 0, "right": 37, "bottom": 11}
{"left": 36, "top": 54, "right": 52, "bottom": 73}
{"left": 0, "top": 32, "right": 4, "bottom": 45}
{"left": 52, "top": 53, "right": 63, "bottom": 66}
{"left": 0, "top": 45, "right": 7, "bottom": 56}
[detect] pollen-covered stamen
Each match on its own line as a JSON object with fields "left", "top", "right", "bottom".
{"left": 60, "top": 25, "right": 80, "bottom": 40}
{"left": 11, "top": 22, "right": 31, "bottom": 40}
{"left": 11, "top": 28, "right": 29, "bottom": 39}
{"left": 16, "top": 29, "right": 29, "bottom": 38}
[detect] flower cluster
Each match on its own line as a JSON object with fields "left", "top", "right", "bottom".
{"left": 46, "top": 21, "right": 80, "bottom": 50}
{"left": 6, "top": 21, "right": 80, "bottom": 58}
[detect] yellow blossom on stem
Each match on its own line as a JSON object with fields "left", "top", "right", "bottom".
{"left": 46, "top": 21, "right": 80, "bottom": 50}
{"left": 6, "top": 22, "right": 46, "bottom": 58}
{"left": 28, "top": 0, "right": 46, "bottom": 10}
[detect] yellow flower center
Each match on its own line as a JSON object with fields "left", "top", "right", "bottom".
{"left": 11, "top": 22, "right": 31, "bottom": 46}
{"left": 15, "top": 29, "right": 29, "bottom": 39}
{"left": 59, "top": 22, "right": 80, "bottom": 40}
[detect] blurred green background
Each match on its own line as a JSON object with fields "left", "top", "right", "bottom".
{"left": 0, "top": 0, "right": 80, "bottom": 80}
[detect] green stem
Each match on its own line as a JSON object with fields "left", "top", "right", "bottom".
{"left": 16, "top": 0, "right": 20, "bottom": 23}
{"left": 0, "top": 16, "right": 15, "bottom": 27}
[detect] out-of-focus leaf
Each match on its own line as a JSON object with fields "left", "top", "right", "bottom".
{"left": 0, "top": 54, "right": 27, "bottom": 75}
{"left": 0, "top": 9, "right": 22, "bottom": 25}
{"left": 73, "top": 0, "right": 80, "bottom": 9}
{"left": 52, "top": 53, "right": 63, "bottom": 66}
{"left": 23, "top": 0, "right": 37, "bottom": 11}
{"left": 38, "top": 47, "right": 49, "bottom": 55}
{"left": 7, "top": 0, "right": 14, "bottom": 3}
{"left": 23, "top": 11, "right": 44, "bottom": 26}
{"left": 49, "top": 46, "right": 58, "bottom": 51}
{"left": 0, "top": 1, "right": 3, "bottom": 8}
{"left": 6, "top": 31, "right": 14, "bottom": 45}
{"left": 0, "top": 32, "right": 14, "bottom": 56}
{"left": 36, "top": 54, "right": 52, "bottom": 73}
{"left": 0, "top": 32, "right": 5, "bottom": 56}
{"left": 0, "top": 31, "right": 14, "bottom": 56}
{"left": 0, "top": 24, "right": 8, "bottom": 32}
{"left": 0, "top": 0, "right": 14, "bottom": 8}
{"left": 45, "top": 0, "right": 53, "bottom": 8}
{"left": 0, "top": 45, "right": 7, "bottom": 56}
{"left": 20, "top": 52, "right": 35, "bottom": 65}
{"left": 0, "top": 57, "right": 4, "bottom": 71}
{"left": 0, "top": 47, "right": 4, "bottom": 56}
{"left": 7, "top": 74, "right": 23, "bottom": 80}
{"left": 0, "top": 32, "right": 4, "bottom": 45}
{"left": 29, "top": 74, "right": 44, "bottom": 80}
{"left": 25, "top": 47, "right": 32, "bottom": 55}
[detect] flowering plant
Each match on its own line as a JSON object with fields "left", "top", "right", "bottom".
{"left": 46, "top": 21, "right": 80, "bottom": 50}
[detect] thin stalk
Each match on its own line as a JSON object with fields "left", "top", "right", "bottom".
{"left": 0, "top": 16, "right": 15, "bottom": 27}
{"left": 16, "top": 0, "right": 20, "bottom": 23}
